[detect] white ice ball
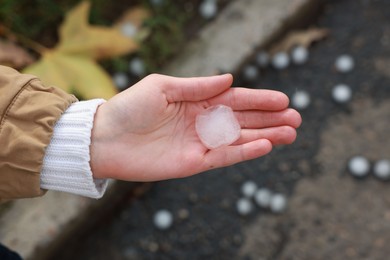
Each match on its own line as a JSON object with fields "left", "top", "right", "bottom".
{"left": 236, "top": 198, "right": 253, "bottom": 216}
{"left": 242, "top": 65, "right": 259, "bottom": 81}
{"left": 272, "top": 52, "right": 290, "bottom": 70}
{"left": 154, "top": 209, "right": 173, "bottom": 230}
{"left": 270, "top": 193, "right": 287, "bottom": 213}
{"left": 254, "top": 188, "right": 272, "bottom": 208}
{"left": 256, "top": 51, "right": 269, "bottom": 68}
{"left": 241, "top": 181, "right": 258, "bottom": 198}
{"left": 335, "top": 54, "right": 355, "bottom": 73}
{"left": 348, "top": 156, "right": 370, "bottom": 177}
{"left": 332, "top": 84, "right": 352, "bottom": 103}
{"left": 199, "top": 0, "right": 217, "bottom": 19}
{"left": 291, "top": 90, "right": 311, "bottom": 110}
{"left": 112, "top": 72, "right": 129, "bottom": 90}
{"left": 291, "top": 46, "right": 309, "bottom": 65}
{"left": 195, "top": 105, "right": 241, "bottom": 149}
{"left": 129, "top": 58, "right": 145, "bottom": 76}
{"left": 120, "top": 22, "right": 137, "bottom": 38}
{"left": 373, "top": 159, "right": 390, "bottom": 180}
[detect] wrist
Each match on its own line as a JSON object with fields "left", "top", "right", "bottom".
{"left": 90, "top": 103, "right": 111, "bottom": 179}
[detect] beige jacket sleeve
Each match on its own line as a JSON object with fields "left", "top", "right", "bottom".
{"left": 0, "top": 66, "right": 77, "bottom": 200}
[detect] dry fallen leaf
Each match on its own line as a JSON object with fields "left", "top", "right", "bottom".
{"left": 23, "top": 1, "right": 150, "bottom": 99}
{"left": 56, "top": 2, "right": 146, "bottom": 60}
{"left": 270, "top": 27, "right": 329, "bottom": 54}
{"left": 0, "top": 40, "right": 34, "bottom": 69}
{"left": 25, "top": 52, "right": 117, "bottom": 98}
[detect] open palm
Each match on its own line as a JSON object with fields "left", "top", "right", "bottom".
{"left": 90, "top": 74, "right": 301, "bottom": 181}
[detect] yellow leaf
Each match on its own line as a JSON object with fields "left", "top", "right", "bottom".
{"left": 24, "top": 52, "right": 70, "bottom": 92}
{"left": 23, "top": 1, "right": 151, "bottom": 99}
{"left": 57, "top": 1, "right": 147, "bottom": 60}
{"left": 24, "top": 52, "right": 117, "bottom": 99}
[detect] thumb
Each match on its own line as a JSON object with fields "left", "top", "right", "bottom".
{"left": 160, "top": 74, "right": 233, "bottom": 102}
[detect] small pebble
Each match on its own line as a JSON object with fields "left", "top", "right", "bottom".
{"left": 219, "top": 198, "right": 231, "bottom": 209}
{"left": 242, "top": 65, "right": 259, "bottom": 81}
{"left": 129, "top": 57, "right": 145, "bottom": 77}
{"left": 199, "top": 0, "right": 217, "bottom": 19}
{"left": 154, "top": 210, "right": 173, "bottom": 230}
{"left": 348, "top": 156, "right": 370, "bottom": 177}
{"left": 270, "top": 193, "right": 287, "bottom": 213}
{"left": 256, "top": 51, "right": 269, "bottom": 68}
{"left": 373, "top": 159, "right": 390, "bottom": 180}
{"left": 236, "top": 198, "right": 253, "bottom": 216}
{"left": 241, "top": 181, "right": 258, "bottom": 198}
{"left": 254, "top": 188, "right": 272, "bottom": 208}
{"left": 177, "top": 208, "right": 190, "bottom": 220}
{"left": 332, "top": 84, "right": 352, "bottom": 103}
{"left": 272, "top": 52, "right": 290, "bottom": 69}
{"left": 112, "top": 72, "right": 129, "bottom": 90}
{"left": 120, "top": 22, "right": 137, "bottom": 38}
{"left": 291, "top": 46, "right": 309, "bottom": 65}
{"left": 291, "top": 90, "right": 311, "bottom": 110}
{"left": 148, "top": 242, "right": 159, "bottom": 252}
{"left": 335, "top": 54, "right": 355, "bottom": 73}
{"left": 189, "top": 193, "right": 199, "bottom": 203}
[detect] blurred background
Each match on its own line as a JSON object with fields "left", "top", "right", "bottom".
{"left": 0, "top": 0, "right": 389, "bottom": 259}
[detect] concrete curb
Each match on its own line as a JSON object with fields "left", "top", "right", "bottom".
{"left": 0, "top": 0, "right": 321, "bottom": 259}
{"left": 163, "top": 0, "right": 321, "bottom": 77}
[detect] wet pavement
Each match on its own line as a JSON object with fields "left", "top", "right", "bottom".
{"left": 52, "top": 0, "right": 390, "bottom": 259}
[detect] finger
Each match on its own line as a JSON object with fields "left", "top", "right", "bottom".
{"left": 202, "top": 139, "right": 273, "bottom": 170}
{"left": 207, "top": 87, "right": 289, "bottom": 111}
{"left": 233, "top": 126, "right": 297, "bottom": 145}
{"left": 234, "top": 108, "right": 302, "bottom": 129}
{"left": 155, "top": 73, "right": 233, "bottom": 102}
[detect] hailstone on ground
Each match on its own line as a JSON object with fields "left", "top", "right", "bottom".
{"left": 348, "top": 156, "right": 370, "bottom": 177}
{"left": 291, "top": 90, "right": 311, "bottom": 110}
{"left": 373, "top": 159, "right": 390, "bottom": 180}
{"left": 291, "top": 45, "right": 309, "bottom": 65}
{"left": 335, "top": 54, "right": 355, "bottom": 73}
{"left": 254, "top": 188, "right": 272, "bottom": 208}
{"left": 241, "top": 181, "right": 258, "bottom": 198}
{"left": 120, "top": 22, "right": 137, "bottom": 38}
{"left": 154, "top": 209, "right": 173, "bottom": 230}
{"left": 332, "top": 84, "right": 352, "bottom": 103}
{"left": 129, "top": 57, "right": 145, "bottom": 77}
{"left": 256, "top": 51, "right": 269, "bottom": 68}
{"left": 199, "top": 0, "right": 217, "bottom": 19}
{"left": 272, "top": 52, "right": 290, "bottom": 70}
{"left": 112, "top": 72, "right": 129, "bottom": 90}
{"left": 242, "top": 65, "right": 259, "bottom": 81}
{"left": 236, "top": 198, "right": 253, "bottom": 216}
{"left": 270, "top": 193, "right": 287, "bottom": 213}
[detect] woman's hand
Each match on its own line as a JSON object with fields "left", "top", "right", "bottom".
{"left": 90, "top": 74, "right": 301, "bottom": 181}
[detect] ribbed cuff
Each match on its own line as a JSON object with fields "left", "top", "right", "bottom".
{"left": 40, "top": 99, "right": 108, "bottom": 199}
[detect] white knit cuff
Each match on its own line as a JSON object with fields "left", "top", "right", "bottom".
{"left": 41, "top": 99, "right": 108, "bottom": 199}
